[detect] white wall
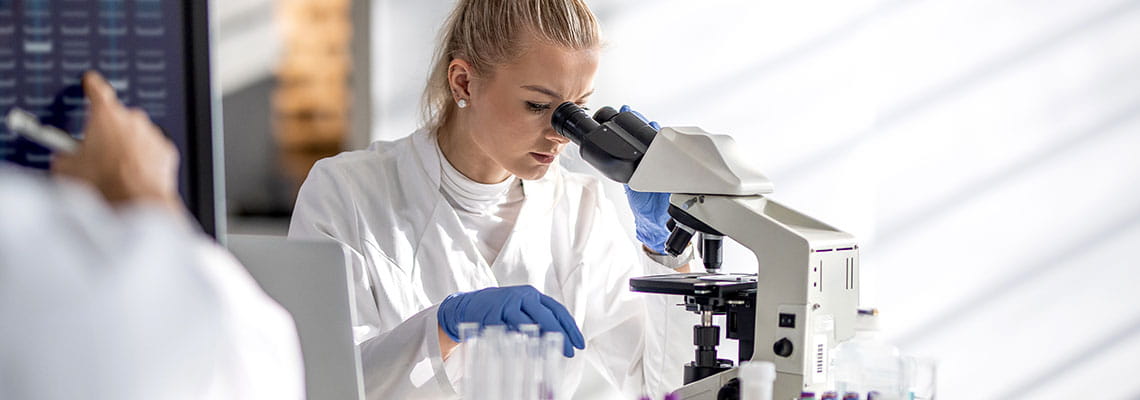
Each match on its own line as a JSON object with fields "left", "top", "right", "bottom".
{"left": 370, "top": 1, "right": 1140, "bottom": 398}
{"left": 214, "top": 0, "right": 281, "bottom": 96}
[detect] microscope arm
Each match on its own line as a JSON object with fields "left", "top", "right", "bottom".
{"left": 551, "top": 103, "right": 861, "bottom": 399}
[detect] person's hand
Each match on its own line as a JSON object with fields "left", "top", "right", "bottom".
{"left": 52, "top": 71, "right": 182, "bottom": 212}
{"left": 437, "top": 285, "right": 586, "bottom": 358}
{"left": 625, "top": 185, "right": 671, "bottom": 255}
{"left": 619, "top": 105, "right": 671, "bottom": 255}
{"left": 618, "top": 104, "right": 660, "bottom": 132}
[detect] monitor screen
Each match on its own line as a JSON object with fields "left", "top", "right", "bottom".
{"left": 0, "top": 0, "right": 221, "bottom": 237}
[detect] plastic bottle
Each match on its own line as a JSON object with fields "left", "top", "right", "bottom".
{"left": 738, "top": 361, "right": 776, "bottom": 400}
{"left": 830, "top": 311, "right": 904, "bottom": 399}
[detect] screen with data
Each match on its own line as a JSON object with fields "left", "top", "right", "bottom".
{"left": 0, "top": 0, "right": 188, "bottom": 181}
{"left": 0, "top": 0, "right": 220, "bottom": 236}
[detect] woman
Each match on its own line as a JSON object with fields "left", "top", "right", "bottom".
{"left": 289, "top": 0, "right": 695, "bottom": 398}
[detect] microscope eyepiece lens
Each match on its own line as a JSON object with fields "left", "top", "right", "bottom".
{"left": 551, "top": 102, "right": 599, "bottom": 146}
{"left": 592, "top": 106, "right": 619, "bottom": 123}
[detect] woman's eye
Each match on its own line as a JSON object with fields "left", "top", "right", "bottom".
{"left": 526, "top": 101, "right": 551, "bottom": 113}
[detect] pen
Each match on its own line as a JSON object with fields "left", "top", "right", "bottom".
{"left": 5, "top": 107, "right": 81, "bottom": 154}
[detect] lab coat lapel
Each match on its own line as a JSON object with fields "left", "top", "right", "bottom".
{"left": 489, "top": 168, "right": 561, "bottom": 292}
{"left": 406, "top": 131, "right": 499, "bottom": 302}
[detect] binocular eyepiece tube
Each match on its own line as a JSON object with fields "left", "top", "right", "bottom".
{"left": 551, "top": 102, "right": 598, "bottom": 146}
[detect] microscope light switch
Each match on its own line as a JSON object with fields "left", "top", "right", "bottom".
{"left": 778, "top": 313, "right": 796, "bottom": 328}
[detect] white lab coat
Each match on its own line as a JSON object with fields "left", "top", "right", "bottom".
{"left": 0, "top": 168, "right": 304, "bottom": 400}
{"left": 289, "top": 129, "right": 695, "bottom": 399}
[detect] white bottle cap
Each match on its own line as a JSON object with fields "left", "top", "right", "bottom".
{"left": 739, "top": 360, "right": 776, "bottom": 382}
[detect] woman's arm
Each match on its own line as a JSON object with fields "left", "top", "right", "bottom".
{"left": 579, "top": 186, "right": 698, "bottom": 398}
{"left": 288, "top": 161, "right": 461, "bottom": 398}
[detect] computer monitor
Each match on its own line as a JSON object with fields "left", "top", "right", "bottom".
{"left": 0, "top": 0, "right": 224, "bottom": 237}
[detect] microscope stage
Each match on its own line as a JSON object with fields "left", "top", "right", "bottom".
{"left": 629, "top": 273, "right": 757, "bottom": 297}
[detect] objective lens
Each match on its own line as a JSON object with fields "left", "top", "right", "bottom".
{"left": 665, "top": 222, "right": 696, "bottom": 257}
{"left": 700, "top": 234, "right": 723, "bottom": 273}
{"left": 551, "top": 102, "right": 599, "bottom": 146}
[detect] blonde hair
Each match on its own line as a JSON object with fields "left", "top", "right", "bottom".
{"left": 422, "top": 0, "right": 601, "bottom": 131}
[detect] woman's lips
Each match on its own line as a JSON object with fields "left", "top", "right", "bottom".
{"left": 530, "top": 152, "right": 556, "bottom": 164}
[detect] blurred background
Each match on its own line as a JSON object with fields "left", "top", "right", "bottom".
{"left": 217, "top": 0, "right": 1140, "bottom": 398}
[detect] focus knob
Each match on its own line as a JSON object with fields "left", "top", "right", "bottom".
{"left": 773, "top": 338, "right": 793, "bottom": 358}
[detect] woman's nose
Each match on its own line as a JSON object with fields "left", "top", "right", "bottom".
{"left": 545, "top": 127, "right": 570, "bottom": 144}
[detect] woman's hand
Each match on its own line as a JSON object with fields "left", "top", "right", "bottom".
{"left": 626, "top": 186, "right": 671, "bottom": 255}
{"left": 439, "top": 325, "right": 460, "bottom": 360}
{"left": 437, "top": 285, "right": 586, "bottom": 358}
{"left": 618, "top": 105, "right": 671, "bottom": 254}
{"left": 620, "top": 105, "right": 693, "bottom": 271}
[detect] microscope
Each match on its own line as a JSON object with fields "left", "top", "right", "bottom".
{"left": 552, "top": 104, "right": 860, "bottom": 400}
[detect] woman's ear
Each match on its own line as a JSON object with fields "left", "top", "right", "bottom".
{"left": 447, "top": 59, "right": 474, "bottom": 103}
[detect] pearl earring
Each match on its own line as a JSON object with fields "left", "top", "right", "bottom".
{"left": 457, "top": 98, "right": 468, "bottom": 109}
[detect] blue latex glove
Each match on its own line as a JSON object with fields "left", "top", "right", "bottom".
{"left": 619, "top": 104, "right": 662, "bottom": 131}
{"left": 437, "top": 285, "right": 586, "bottom": 357}
{"left": 620, "top": 105, "right": 670, "bottom": 254}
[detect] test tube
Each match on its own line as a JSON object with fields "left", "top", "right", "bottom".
{"left": 822, "top": 392, "right": 838, "bottom": 400}
{"left": 459, "top": 322, "right": 481, "bottom": 342}
{"left": 519, "top": 324, "right": 540, "bottom": 338}
{"left": 519, "top": 324, "right": 541, "bottom": 399}
{"left": 478, "top": 326, "right": 507, "bottom": 400}
{"left": 458, "top": 323, "right": 480, "bottom": 400}
{"left": 801, "top": 392, "right": 817, "bottom": 400}
{"left": 842, "top": 393, "right": 860, "bottom": 400}
{"left": 502, "top": 330, "right": 528, "bottom": 399}
{"left": 540, "top": 331, "right": 564, "bottom": 400}
{"left": 484, "top": 325, "right": 507, "bottom": 337}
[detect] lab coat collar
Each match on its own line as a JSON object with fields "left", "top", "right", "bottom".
{"left": 407, "top": 128, "right": 560, "bottom": 286}
{"left": 409, "top": 128, "right": 562, "bottom": 231}
{"left": 410, "top": 128, "right": 443, "bottom": 189}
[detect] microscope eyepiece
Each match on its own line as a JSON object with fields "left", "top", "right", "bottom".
{"left": 550, "top": 102, "right": 658, "bottom": 183}
{"left": 551, "top": 102, "right": 598, "bottom": 146}
{"left": 591, "top": 106, "right": 620, "bottom": 123}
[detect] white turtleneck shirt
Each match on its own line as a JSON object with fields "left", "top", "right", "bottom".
{"left": 435, "top": 142, "right": 525, "bottom": 266}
